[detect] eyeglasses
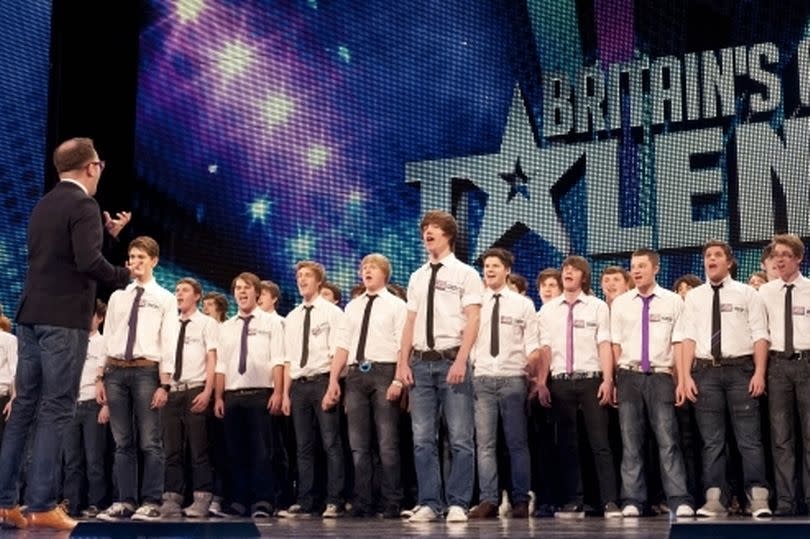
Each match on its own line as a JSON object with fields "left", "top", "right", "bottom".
{"left": 87, "top": 160, "right": 106, "bottom": 172}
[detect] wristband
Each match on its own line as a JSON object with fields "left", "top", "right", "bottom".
{"left": 160, "top": 384, "right": 171, "bottom": 393}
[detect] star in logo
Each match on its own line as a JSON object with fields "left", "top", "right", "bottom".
{"left": 405, "top": 85, "right": 571, "bottom": 260}
{"left": 500, "top": 157, "right": 529, "bottom": 201}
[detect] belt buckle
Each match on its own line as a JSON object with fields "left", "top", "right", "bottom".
{"left": 358, "top": 361, "right": 371, "bottom": 373}
{"left": 710, "top": 357, "right": 720, "bottom": 368}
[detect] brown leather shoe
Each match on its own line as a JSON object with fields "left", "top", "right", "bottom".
{"left": 511, "top": 501, "right": 529, "bottom": 518}
{"left": 468, "top": 500, "right": 498, "bottom": 519}
{"left": 26, "top": 505, "right": 78, "bottom": 531}
{"left": 0, "top": 505, "right": 28, "bottom": 529}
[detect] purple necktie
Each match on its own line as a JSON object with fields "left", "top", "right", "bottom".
{"left": 640, "top": 295, "right": 654, "bottom": 373}
{"left": 565, "top": 300, "right": 577, "bottom": 374}
{"left": 238, "top": 315, "right": 253, "bottom": 375}
{"left": 124, "top": 286, "right": 145, "bottom": 360}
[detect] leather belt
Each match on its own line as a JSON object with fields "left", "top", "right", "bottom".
{"left": 412, "top": 347, "right": 460, "bottom": 362}
{"left": 619, "top": 365, "right": 673, "bottom": 375}
{"left": 695, "top": 355, "right": 753, "bottom": 368}
{"left": 551, "top": 371, "right": 602, "bottom": 381}
{"left": 293, "top": 373, "right": 329, "bottom": 383}
{"left": 107, "top": 357, "right": 157, "bottom": 368}
{"left": 350, "top": 361, "right": 396, "bottom": 373}
{"left": 172, "top": 381, "right": 205, "bottom": 392}
{"left": 769, "top": 350, "right": 810, "bottom": 361}
{"left": 224, "top": 387, "right": 269, "bottom": 396}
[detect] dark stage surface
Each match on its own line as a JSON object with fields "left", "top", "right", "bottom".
{"left": 6, "top": 516, "right": 810, "bottom": 539}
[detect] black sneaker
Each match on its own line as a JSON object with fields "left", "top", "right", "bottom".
{"left": 554, "top": 503, "right": 585, "bottom": 519}
{"left": 222, "top": 503, "right": 247, "bottom": 518}
{"left": 382, "top": 505, "right": 401, "bottom": 519}
{"left": 533, "top": 503, "right": 555, "bottom": 518}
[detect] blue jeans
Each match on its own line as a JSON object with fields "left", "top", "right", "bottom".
{"left": 62, "top": 400, "right": 108, "bottom": 513}
{"left": 0, "top": 324, "right": 87, "bottom": 511}
{"left": 345, "top": 364, "right": 402, "bottom": 511}
{"left": 410, "top": 356, "right": 474, "bottom": 514}
{"left": 290, "top": 375, "right": 345, "bottom": 509}
{"left": 473, "top": 376, "right": 530, "bottom": 505}
{"left": 692, "top": 362, "right": 768, "bottom": 503}
{"left": 617, "top": 370, "right": 692, "bottom": 510}
{"left": 105, "top": 364, "right": 164, "bottom": 505}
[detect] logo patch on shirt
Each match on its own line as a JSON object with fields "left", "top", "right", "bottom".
{"left": 573, "top": 319, "right": 586, "bottom": 329}
{"left": 793, "top": 306, "right": 806, "bottom": 316}
{"left": 734, "top": 306, "right": 745, "bottom": 313}
{"left": 649, "top": 313, "right": 661, "bottom": 322}
{"left": 720, "top": 303, "right": 733, "bottom": 313}
{"left": 434, "top": 279, "right": 462, "bottom": 294}
{"left": 311, "top": 321, "right": 329, "bottom": 337}
{"left": 500, "top": 315, "right": 513, "bottom": 325}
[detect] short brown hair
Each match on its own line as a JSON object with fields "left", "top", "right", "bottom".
{"left": 771, "top": 233, "right": 805, "bottom": 260}
{"left": 177, "top": 277, "right": 202, "bottom": 297}
{"left": 202, "top": 292, "right": 228, "bottom": 322}
{"left": 387, "top": 283, "right": 407, "bottom": 301}
{"left": 129, "top": 236, "right": 160, "bottom": 258}
{"left": 231, "top": 272, "right": 262, "bottom": 297}
{"left": 702, "top": 239, "right": 735, "bottom": 264}
{"left": 321, "top": 282, "right": 342, "bottom": 303}
{"left": 601, "top": 265, "right": 631, "bottom": 286}
{"left": 53, "top": 137, "right": 96, "bottom": 174}
{"left": 260, "top": 280, "right": 281, "bottom": 300}
{"left": 672, "top": 274, "right": 702, "bottom": 292}
{"left": 360, "top": 253, "right": 392, "bottom": 282}
{"left": 420, "top": 210, "right": 458, "bottom": 251}
{"left": 561, "top": 255, "right": 592, "bottom": 295}
{"left": 508, "top": 273, "right": 528, "bottom": 294}
{"left": 0, "top": 315, "right": 11, "bottom": 333}
{"left": 631, "top": 248, "right": 660, "bottom": 267}
{"left": 295, "top": 260, "right": 326, "bottom": 285}
{"left": 748, "top": 271, "right": 768, "bottom": 285}
{"left": 760, "top": 243, "right": 774, "bottom": 264}
{"left": 536, "top": 268, "right": 562, "bottom": 291}
{"left": 482, "top": 247, "right": 514, "bottom": 270}
{"left": 94, "top": 299, "right": 107, "bottom": 319}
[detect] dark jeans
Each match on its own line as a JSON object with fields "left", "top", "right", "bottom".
{"left": 105, "top": 363, "right": 164, "bottom": 505}
{"left": 676, "top": 402, "right": 702, "bottom": 503}
{"left": 0, "top": 324, "right": 87, "bottom": 511}
{"left": 223, "top": 389, "right": 274, "bottom": 509}
{"left": 207, "top": 405, "right": 228, "bottom": 501}
{"left": 616, "top": 370, "right": 692, "bottom": 510}
{"left": 768, "top": 358, "right": 810, "bottom": 512}
{"left": 0, "top": 394, "right": 9, "bottom": 450}
{"left": 62, "top": 399, "right": 108, "bottom": 513}
{"left": 550, "top": 377, "right": 618, "bottom": 506}
{"left": 693, "top": 362, "right": 768, "bottom": 503}
{"left": 345, "top": 363, "right": 402, "bottom": 512}
{"left": 291, "top": 375, "right": 344, "bottom": 509}
{"left": 164, "top": 386, "right": 213, "bottom": 495}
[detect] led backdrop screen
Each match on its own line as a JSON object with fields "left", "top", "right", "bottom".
{"left": 0, "top": 2, "right": 51, "bottom": 318}
{"left": 135, "top": 0, "right": 810, "bottom": 312}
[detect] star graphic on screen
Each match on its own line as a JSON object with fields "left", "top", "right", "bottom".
{"left": 405, "top": 85, "right": 570, "bottom": 260}
{"left": 500, "top": 157, "right": 529, "bottom": 201}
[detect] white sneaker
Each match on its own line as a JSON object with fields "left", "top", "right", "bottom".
{"left": 498, "top": 490, "right": 512, "bottom": 518}
{"left": 528, "top": 490, "right": 536, "bottom": 516}
{"left": 622, "top": 504, "right": 640, "bottom": 517}
{"left": 446, "top": 505, "right": 468, "bottom": 522}
{"left": 749, "top": 487, "right": 772, "bottom": 518}
{"left": 697, "top": 488, "right": 727, "bottom": 517}
{"left": 400, "top": 505, "right": 421, "bottom": 518}
{"left": 408, "top": 505, "right": 438, "bottom": 522}
{"left": 675, "top": 505, "right": 695, "bottom": 517}
{"left": 322, "top": 504, "right": 343, "bottom": 518}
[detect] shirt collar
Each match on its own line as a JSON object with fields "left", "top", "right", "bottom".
{"left": 777, "top": 273, "right": 805, "bottom": 286}
{"left": 127, "top": 278, "right": 159, "bottom": 293}
{"left": 425, "top": 252, "right": 457, "bottom": 269}
{"left": 59, "top": 178, "right": 89, "bottom": 196}
{"left": 555, "top": 290, "right": 588, "bottom": 306}
{"left": 302, "top": 294, "right": 329, "bottom": 310}
{"left": 635, "top": 283, "right": 664, "bottom": 300}
{"left": 708, "top": 274, "right": 732, "bottom": 287}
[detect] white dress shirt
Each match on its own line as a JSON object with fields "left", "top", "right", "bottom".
{"left": 285, "top": 295, "right": 346, "bottom": 379}
{"left": 611, "top": 285, "right": 682, "bottom": 369}
{"left": 674, "top": 276, "right": 769, "bottom": 358}
{"left": 215, "top": 307, "right": 284, "bottom": 390}
{"left": 338, "top": 288, "right": 407, "bottom": 365}
{"left": 78, "top": 332, "right": 105, "bottom": 402}
{"left": 538, "top": 292, "right": 610, "bottom": 374}
{"left": 759, "top": 274, "right": 810, "bottom": 352}
{"left": 406, "top": 252, "right": 484, "bottom": 351}
{"left": 472, "top": 287, "right": 539, "bottom": 377}
{"left": 0, "top": 332, "right": 18, "bottom": 390}
{"left": 105, "top": 279, "right": 179, "bottom": 374}
{"left": 174, "top": 309, "right": 220, "bottom": 386}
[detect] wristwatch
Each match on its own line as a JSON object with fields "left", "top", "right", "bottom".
{"left": 160, "top": 383, "right": 171, "bottom": 393}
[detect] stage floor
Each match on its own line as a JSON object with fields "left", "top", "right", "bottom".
{"left": 5, "top": 515, "right": 810, "bottom": 538}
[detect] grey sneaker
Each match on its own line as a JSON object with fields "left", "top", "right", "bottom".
{"left": 322, "top": 503, "right": 344, "bottom": 518}
{"left": 159, "top": 492, "right": 183, "bottom": 518}
{"left": 697, "top": 487, "right": 727, "bottom": 517}
{"left": 604, "top": 502, "right": 622, "bottom": 518}
{"left": 209, "top": 497, "right": 226, "bottom": 517}
{"left": 132, "top": 503, "right": 162, "bottom": 521}
{"left": 183, "top": 491, "right": 213, "bottom": 518}
{"left": 97, "top": 502, "right": 135, "bottom": 521}
{"left": 748, "top": 487, "right": 772, "bottom": 518}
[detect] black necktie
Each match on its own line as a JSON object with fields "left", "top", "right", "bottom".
{"left": 173, "top": 319, "right": 191, "bottom": 382}
{"left": 238, "top": 315, "right": 253, "bottom": 375}
{"left": 355, "top": 294, "right": 378, "bottom": 363}
{"left": 300, "top": 305, "right": 314, "bottom": 367}
{"left": 124, "top": 286, "right": 145, "bottom": 360}
{"left": 490, "top": 293, "right": 501, "bottom": 357}
{"left": 785, "top": 284, "right": 795, "bottom": 356}
{"left": 711, "top": 284, "right": 723, "bottom": 360}
{"left": 426, "top": 263, "right": 442, "bottom": 349}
